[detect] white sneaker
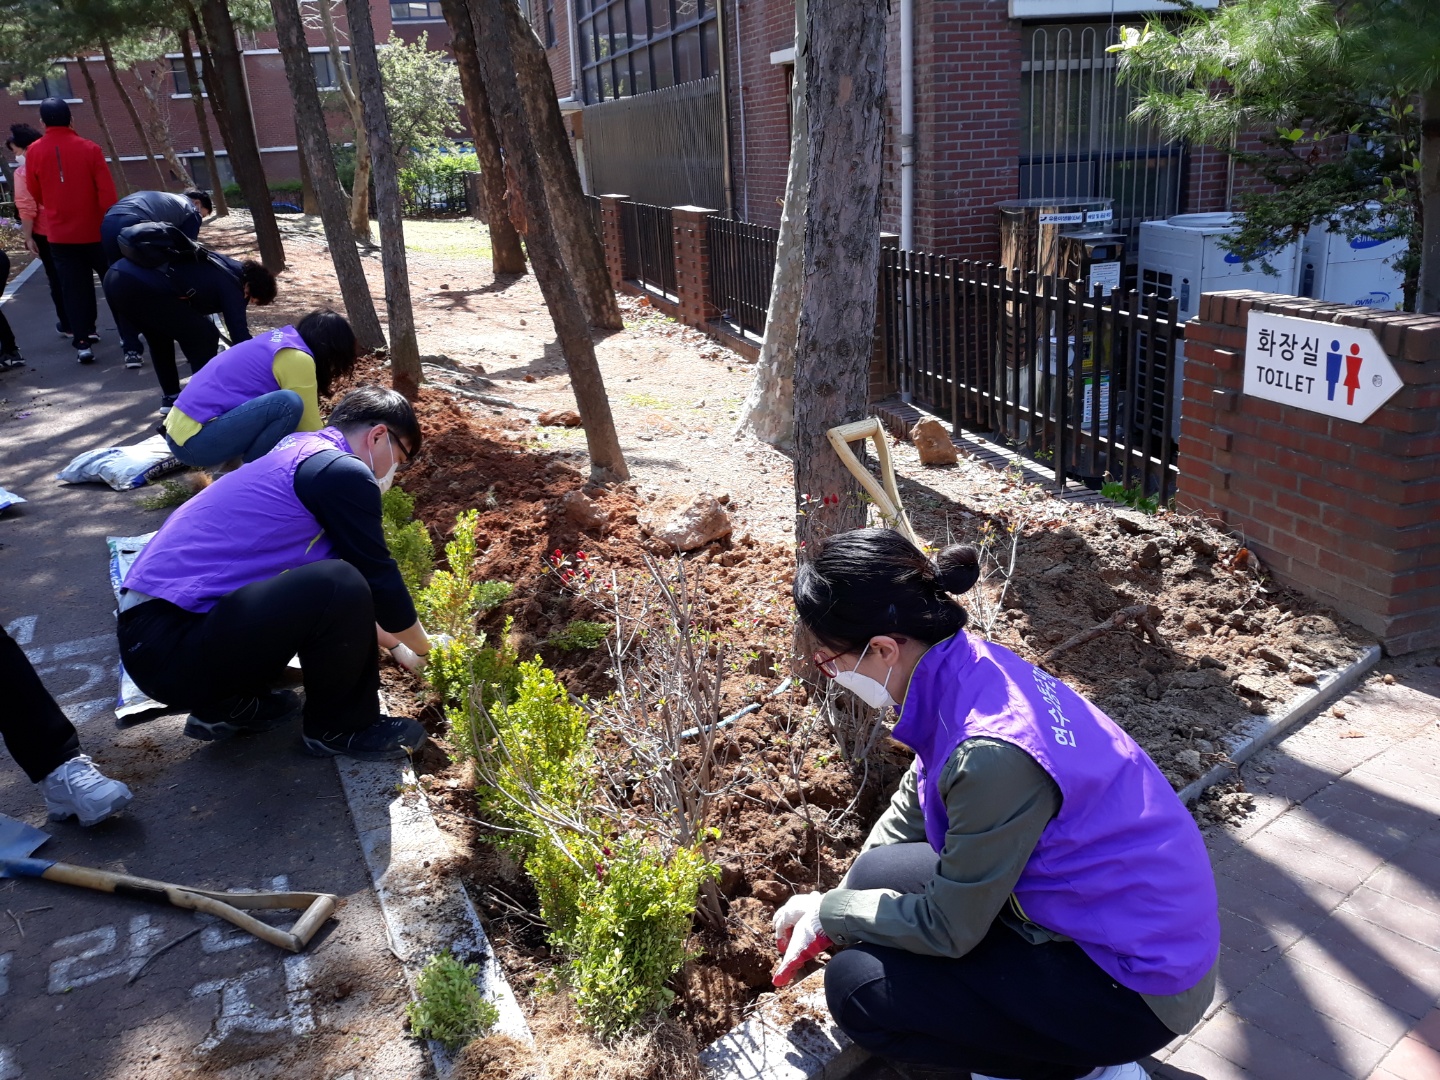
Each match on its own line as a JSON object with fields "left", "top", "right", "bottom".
{"left": 40, "top": 755, "right": 134, "bottom": 826}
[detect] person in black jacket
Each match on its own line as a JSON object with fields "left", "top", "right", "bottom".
{"left": 102, "top": 248, "right": 277, "bottom": 412}
{"left": 100, "top": 189, "right": 211, "bottom": 369}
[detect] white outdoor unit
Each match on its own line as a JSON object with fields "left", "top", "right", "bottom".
{"left": 1300, "top": 221, "right": 1405, "bottom": 311}
{"left": 1138, "top": 213, "right": 1303, "bottom": 438}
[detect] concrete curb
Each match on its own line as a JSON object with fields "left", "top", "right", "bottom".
{"left": 1177, "top": 644, "right": 1383, "bottom": 805}
{"left": 335, "top": 757, "right": 530, "bottom": 1077}
{"left": 700, "top": 970, "right": 867, "bottom": 1080}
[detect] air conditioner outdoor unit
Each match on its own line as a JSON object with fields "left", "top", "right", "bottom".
{"left": 1137, "top": 213, "right": 1302, "bottom": 439}
{"left": 1300, "top": 218, "right": 1405, "bottom": 311}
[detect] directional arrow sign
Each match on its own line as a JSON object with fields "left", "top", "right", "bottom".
{"left": 1243, "top": 311, "right": 1401, "bottom": 423}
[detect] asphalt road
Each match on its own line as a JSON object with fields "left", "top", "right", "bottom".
{"left": 0, "top": 264, "right": 428, "bottom": 1080}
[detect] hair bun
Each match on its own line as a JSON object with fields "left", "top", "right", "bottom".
{"left": 933, "top": 544, "right": 980, "bottom": 595}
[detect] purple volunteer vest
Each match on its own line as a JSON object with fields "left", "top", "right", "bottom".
{"left": 891, "top": 632, "right": 1219, "bottom": 996}
{"left": 173, "top": 325, "right": 310, "bottom": 425}
{"left": 122, "top": 428, "right": 351, "bottom": 613}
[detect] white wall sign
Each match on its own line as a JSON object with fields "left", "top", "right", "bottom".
{"left": 1243, "top": 311, "right": 1401, "bottom": 423}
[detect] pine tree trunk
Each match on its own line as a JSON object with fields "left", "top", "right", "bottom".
{"left": 298, "top": 148, "right": 319, "bottom": 215}
{"left": 185, "top": 2, "right": 234, "bottom": 154}
{"left": 791, "top": 0, "right": 887, "bottom": 550}
{"left": 737, "top": 0, "right": 806, "bottom": 451}
{"left": 504, "top": 0, "right": 621, "bottom": 330}
{"left": 316, "top": 0, "right": 373, "bottom": 242}
{"left": 198, "top": 0, "right": 286, "bottom": 272}
{"left": 177, "top": 28, "right": 228, "bottom": 215}
{"left": 75, "top": 58, "right": 129, "bottom": 197}
{"left": 138, "top": 66, "right": 196, "bottom": 188}
{"left": 439, "top": 0, "right": 527, "bottom": 276}
{"left": 345, "top": 0, "right": 422, "bottom": 399}
{"left": 465, "top": 0, "right": 629, "bottom": 482}
{"left": 1419, "top": 84, "right": 1440, "bottom": 314}
{"left": 101, "top": 41, "right": 169, "bottom": 190}
{"left": 271, "top": 0, "right": 386, "bottom": 352}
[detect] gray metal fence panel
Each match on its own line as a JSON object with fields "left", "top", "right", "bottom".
{"left": 582, "top": 77, "right": 725, "bottom": 210}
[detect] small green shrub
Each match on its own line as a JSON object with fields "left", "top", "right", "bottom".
{"left": 417, "top": 509, "right": 510, "bottom": 637}
{"left": 474, "top": 580, "right": 514, "bottom": 612}
{"left": 481, "top": 660, "right": 593, "bottom": 844}
{"left": 566, "top": 837, "right": 717, "bottom": 1037}
{"left": 547, "top": 619, "right": 610, "bottom": 652}
{"left": 1101, "top": 479, "right": 1160, "bottom": 515}
{"left": 381, "top": 486, "right": 434, "bottom": 596}
{"left": 427, "top": 618, "right": 521, "bottom": 754}
{"left": 405, "top": 949, "right": 499, "bottom": 1051}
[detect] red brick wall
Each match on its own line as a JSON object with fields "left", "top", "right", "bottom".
{"left": 725, "top": 0, "right": 797, "bottom": 226}
{"left": 1177, "top": 291, "right": 1440, "bottom": 654}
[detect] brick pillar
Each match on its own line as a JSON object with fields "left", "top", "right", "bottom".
{"left": 598, "top": 194, "right": 628, "bottom": 291}
{"left": 670, "top": 205, "right": 718, "bottom": 329}
{"left": 1177, "top": 290, "right": 1440, "bottom": 654}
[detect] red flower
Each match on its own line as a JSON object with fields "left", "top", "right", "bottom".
{"left": 576, "top": 551, "right": 587, "bottom": 560}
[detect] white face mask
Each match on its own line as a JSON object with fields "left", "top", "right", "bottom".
{"left": 365, "top": 431, "right": 398, "bottom": 493}
{"left": 833, "top": 642, "right": 898, "bottom": 711}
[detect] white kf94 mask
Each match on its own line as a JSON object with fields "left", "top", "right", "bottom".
{"left": 832, "top": 642, "right": 898, "bottom": 710}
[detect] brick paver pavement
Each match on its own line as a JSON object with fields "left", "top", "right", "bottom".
{"left": 846, "top": 649, "right": 1440, "bottom": 1080}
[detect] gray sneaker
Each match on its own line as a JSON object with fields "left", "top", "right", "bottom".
{"left": 76, "top": 346, "right": 95, "bottom": 364}
{"left": 123, "top": 350, "right": 144, "bottom": 369}
{"left": 40, "top": 755, "right": 134, "bottom": 826}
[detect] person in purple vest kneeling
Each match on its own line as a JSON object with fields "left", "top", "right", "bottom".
{"left": 777, "top": 529, "right": 1220, "bottom": 1080}
{"left": 162, "top": 310, "right": 359, "bottom": 469}
{"left": 115, "top": 386, "right": 431, "bottom": 761}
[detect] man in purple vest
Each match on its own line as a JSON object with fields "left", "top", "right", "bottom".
{"left": 116, "top": 386, "right": 431, "bottom": 761}
{"left": 779, "top": 529, "right": 1220, "bottom": 1080}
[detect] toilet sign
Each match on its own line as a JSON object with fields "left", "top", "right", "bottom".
{"left": 1243, "top": 311, "right": 1401, "bottom": 423}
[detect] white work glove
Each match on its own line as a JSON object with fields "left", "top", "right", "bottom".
{"left": 391, "top": 634, "right": 453, "bottom": 674}
{"left": 771, "top": 891, "right": 833, "bottom": 987}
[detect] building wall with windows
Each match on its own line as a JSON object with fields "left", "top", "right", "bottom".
{"left": 0, "top": 0, "right": 466, "bottom": 201}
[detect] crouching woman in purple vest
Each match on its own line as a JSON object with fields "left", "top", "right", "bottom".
{"left": 161, "top": 310, "right": 360, "bottom": 469}
{"left": 777, "top": 528, "right": 1220, "bottom": 1080}
{"left": 116, "top": 386, "right": 431, "bottom": 761}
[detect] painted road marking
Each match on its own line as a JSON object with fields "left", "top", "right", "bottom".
{"left": 10, "top": 617, "right": 119, "bottom": 724}
{"left": 191, "top": 957, "right": 315, "bottom": 1052}
{"left": 200, "top": 876, "right": 291, "bottom": 954}
{"left": 47, "top": 916, "right": 164, "bottom": 994}
{"left": 0, "top": 1044, "right": 20, "bottom": 1080}
{"left": 3, "top": 617, "right": 36, "bottom": 646}
{"left": 0, "top": 953, "right": 10, "bottom": 996}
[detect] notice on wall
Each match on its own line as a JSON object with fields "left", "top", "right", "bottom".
{"left": 1039, "top": 212, "right": 1085, "bottom": 225}
{"left": 1088, "top": 261, "right": 1122, "bottom": 297}
{"left": 1243, "top": 311, "right": 1401, "bottom": 423}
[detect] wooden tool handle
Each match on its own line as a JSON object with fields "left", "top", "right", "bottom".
{"left": 39, "top": 863, "right": 339, "bottom": 952}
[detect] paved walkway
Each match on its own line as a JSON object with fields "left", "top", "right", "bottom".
{"left": 1154, "top": 649, "right": 1440, "bottom": 1080}
{"left": 848, "top": 648, "right": 1440, "bottom": 1080}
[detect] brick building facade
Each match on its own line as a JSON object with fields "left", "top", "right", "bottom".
{"left": 0, "top": 0, "right": 453, "bottom": 199}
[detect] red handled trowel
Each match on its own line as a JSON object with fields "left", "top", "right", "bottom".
{"left": 0, "top": 813, "right": 339, "bottom": 952}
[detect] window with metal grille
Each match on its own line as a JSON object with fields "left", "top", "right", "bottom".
{"left": 576, "top": 0, "right": 718, "bottom": 104}
{"left": 390, "top": 1, "right": 443, "bottom": 20}
{"left": 22, "top": 67, "right": 72, "bottom": 102}
{"left": 1020, "top": 23, "right": 1186, "bottom": 244}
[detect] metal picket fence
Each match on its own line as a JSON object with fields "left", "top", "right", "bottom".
{"left": 708, "top": 216, "right": 778, "bottom": 339}
{"left": 879, "top": 246, "right": 1182, "bottom": 500}
{"left": 618, "top": 200, "right": 677, "bottom": 299}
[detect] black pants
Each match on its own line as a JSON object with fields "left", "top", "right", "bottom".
{"left": 49, "top": 241, "right": 109, "bottom": 348}
{"left": 102, "top": 268, "right": 220, "bottom": 397}
{"left": 825, "top": 843, "right": 1175, "bottom": 1080}
{"left": 99, "top": 219, "right": 141, "bottom": 355}
{"left": 33, "top": 233, "right": 69, "bottom": 331}
{"left": 0, "top": 627, "right": 81, "bottom": 783}
{"left": 0, "top": 250, "right": 15, "bottom": 355}
{"left": 116, "top": 561, "right": 382, "bottom": 737}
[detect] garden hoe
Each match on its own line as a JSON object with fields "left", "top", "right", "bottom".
{"left": 826, "top": 418, "right": 922, "bottom": 547}
{"left": 0, "top": 813, "right": 339, "bottom": 952}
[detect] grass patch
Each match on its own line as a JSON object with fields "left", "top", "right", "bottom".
{"left": 400, "top": 218, "right": 495, "bottom": 261}
{"left": 137, "top": 474, "right": 206, "bottom": 510}
{"left": 547, "top": 620, "right": 610, "bottom": 652}
{"left": 621, "top": 391, "right": 668, "bottom": 409}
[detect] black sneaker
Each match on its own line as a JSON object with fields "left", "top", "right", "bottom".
{"left": 159, "top": 394, "right": 179, "bottom": 415}
{"left": 56, "top": 323, "right": 70, "bottom": 338}
{"left": 0, "top": 351, "right": 23, "bottom": 371}
{"left": 77, "top": 346, "right": 94, "bottom": 364}
{"left": 184, "top": 690, "right": 302, "bottom": 741}
{"left": 123, "top": 350, "right": 144, "bottom": 370}
{"left": 302, "top": 716, "right": 427, "bottom": 761}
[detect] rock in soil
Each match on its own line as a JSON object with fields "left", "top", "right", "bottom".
{"left": 537, "top": 408, "right": 582, "bottom": 427}
{"left": 639, "top": 493, "right": 733, "bottom": 552}
{"left": 911, "top": 418, "right": 959, "bottom": 466}
{"left": 562, "top": 489, "right": 610, "bottom": 532}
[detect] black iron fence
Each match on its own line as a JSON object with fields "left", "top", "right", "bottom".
{"left": 397, "top": 169, "right": 469, "bottom": 217}
{"left": 879, "top": 247, "right": 1182, "bottom": 500}
{"left": 709, "top": 216, "right": 778, "bottom": 339}
{"left": 619, "top": 200, "right": 677, "bottom": 299}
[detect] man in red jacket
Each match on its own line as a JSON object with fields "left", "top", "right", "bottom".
{"left": 25, "top": 98, "right": 118, "bottom": 364}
